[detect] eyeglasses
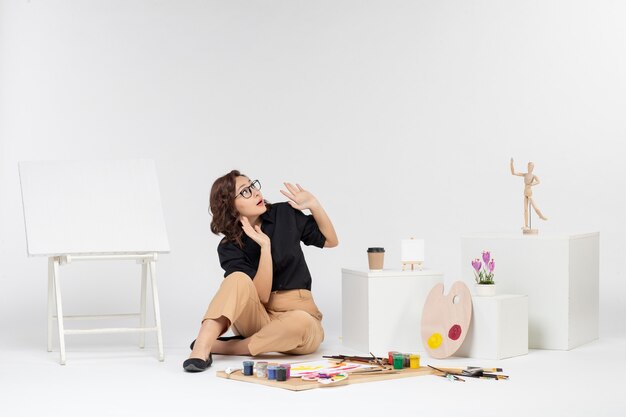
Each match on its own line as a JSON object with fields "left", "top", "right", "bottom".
{"left": 235, "top": 180, "right": 261, "bottom": 199}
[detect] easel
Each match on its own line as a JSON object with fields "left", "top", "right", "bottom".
{"left": 401, "top": 261, "right": 423, "bottom": 271}
{"left": 401, "top": 238, "right": 425, "bottom": 271}
{"left": 20, "top": 159, "right": 170, "bottom": 365}
{"left": 47, "top": 253, "right": 164, "bottom": 365}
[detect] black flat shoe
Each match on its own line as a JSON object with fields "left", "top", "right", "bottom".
{"left": 189, "top": 335, "right": 245, "bottom": 350}
{"left": 183, "top": 353, "right": 213, "bottom": 373}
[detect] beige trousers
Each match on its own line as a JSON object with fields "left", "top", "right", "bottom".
{"left": 203, "top": 272, "right": 325, "bottom": 356}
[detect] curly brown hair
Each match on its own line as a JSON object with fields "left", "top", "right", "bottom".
{"left": 209, "top": 170, "right": 271, "bottom": 248}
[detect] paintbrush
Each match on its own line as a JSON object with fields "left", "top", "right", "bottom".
{"left": 478, "top": 373, "right": 509, "bottom": 380}
{"left": 435, "top": 367, "right": 481, "bottom": 376}
{"left": 428, "top": 365, "right": 465, "bottom": 382}
{"left": 323, "top": 353, "right": 388, "bottom": 369}
{"left": 467, "top": 366, "right": 504, "bottom": 373}
{"left": 349, "top": 368, "right": 399, "bottom": 376}
{"left": 435, "top": 367, "right": 509, "bottom": 380}
{"left": 323, "top": 354, "right": 386, "bottom": 364}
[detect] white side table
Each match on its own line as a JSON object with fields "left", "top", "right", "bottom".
{"left": 457, "top": 295, "right": 528, "bottom": 360}
{"left": 461, "top": 232, "right": 599, "bottom": 350}
{"left": 341, "top": 268, "right": 443, "bottom": 355}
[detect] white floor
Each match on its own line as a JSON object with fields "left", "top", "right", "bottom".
{"left": 2, "top": 335, "right": 625, "bottom": 417}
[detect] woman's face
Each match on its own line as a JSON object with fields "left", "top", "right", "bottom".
{"left": 233, "top": 175, "right": 267, "bottom": 218}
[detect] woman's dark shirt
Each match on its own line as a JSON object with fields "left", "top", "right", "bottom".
{"left": 217, "top": 202, "right": 326, "bottom": 291}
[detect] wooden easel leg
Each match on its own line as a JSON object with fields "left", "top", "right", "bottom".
{"left": 139, "top": 262, "right": 147, "bottom": 349}
{"left": 52, "top": 258, "right": 66, "bottom": 365}
{"left": 148, "top": 260, "right": 164, "bottom": 361}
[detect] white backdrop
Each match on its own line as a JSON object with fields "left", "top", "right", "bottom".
{"left": 1, "top": 0, "right": 625, "bottom": 350}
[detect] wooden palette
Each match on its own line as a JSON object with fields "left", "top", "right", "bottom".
{"left": 421, "top": 281, "right": 472, "bottom": 359}
{"left": 216, "top": 367, "right": 435, "bottom": 391}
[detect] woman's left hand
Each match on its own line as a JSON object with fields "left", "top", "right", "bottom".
{"left": 280, "top": 182, "right": 319, "bottom": 211}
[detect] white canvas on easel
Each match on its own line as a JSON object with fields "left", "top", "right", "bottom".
{"left": 19, "top": 159, "right": 170, "bottom": 364}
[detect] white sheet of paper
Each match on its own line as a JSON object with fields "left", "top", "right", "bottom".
{"left": 288, "top": 359, "right": 376, "bottom": 378}
{"left": 401, "top": 238, "right": 424, "bottom": 262}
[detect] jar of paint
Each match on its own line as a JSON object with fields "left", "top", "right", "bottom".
{"left": 282, "top": 363, "right": 291, "bottom": 379}
{"left": 276, "top": 366, "right": 287, "bottom": 382}
{"left": 388, "top": 351, "right": 399, "bottom": 365}
{"left": 255, "top": 361, "right": 268, "bottom": 378}
{"left": 409, "top": 354, "right": 420, "bottom": 369}
{"left": 267, "top": 365, "right": 278, "bottom": 380}
{"left": 243, "top": 360, "right": 254, "bottom": 376}
{"left": 392, "top": 353, "right": 404, "bottom": 369}
{"left": 403, "top": 354, "right": 411, "bottom": 368}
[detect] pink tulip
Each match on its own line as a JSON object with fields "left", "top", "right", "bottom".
{"left": 488, "top": 259, "right": 495, "bottom": 273}
{"left": 471, "top": 259, "right": 482, "bottom": 272}
{"left": 482, "top": 251, "right": 491, "bottom": 264}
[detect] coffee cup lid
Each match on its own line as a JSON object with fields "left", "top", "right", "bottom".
{"left": 367, "top": 247, "right": 385, "bottom": 253}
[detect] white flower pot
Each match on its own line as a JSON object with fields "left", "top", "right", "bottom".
{"left": 475, "top": 283, "right": 496, "bottom": 296}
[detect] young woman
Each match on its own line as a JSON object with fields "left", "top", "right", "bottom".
{"left": 183, "top": 170, "right": 338, "bottom": 372}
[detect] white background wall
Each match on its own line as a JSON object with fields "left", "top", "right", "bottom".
{"left": 1, "top": 0, "right": 625, "bottom": 350}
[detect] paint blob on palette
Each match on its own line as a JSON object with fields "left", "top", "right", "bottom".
{"left": 421, "top": 281, "right": 472, "bottom": 359}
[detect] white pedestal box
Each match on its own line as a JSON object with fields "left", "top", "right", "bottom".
{"left": 461, "top": 233, "right": 599, "bottom": 350}
{"left": 457, "top": 295, "right": 528, "bottom": 360}
{"left": 341, "top": 268, "right": 443, "bottom": 355}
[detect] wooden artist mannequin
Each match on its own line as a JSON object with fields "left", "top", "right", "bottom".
{"left": 510, "top": 158, "right": 547, "bottom": 233}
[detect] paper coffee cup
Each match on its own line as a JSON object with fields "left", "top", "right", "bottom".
{"left": 367, "top": 247, "right": 385, "bottom": 270}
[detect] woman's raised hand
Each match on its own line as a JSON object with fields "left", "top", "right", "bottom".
{"left": 280, "top": 182, "right": 319, "bottom": 211}
{"left": 240, "top": 216, "right": 270, "bottom": 249}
